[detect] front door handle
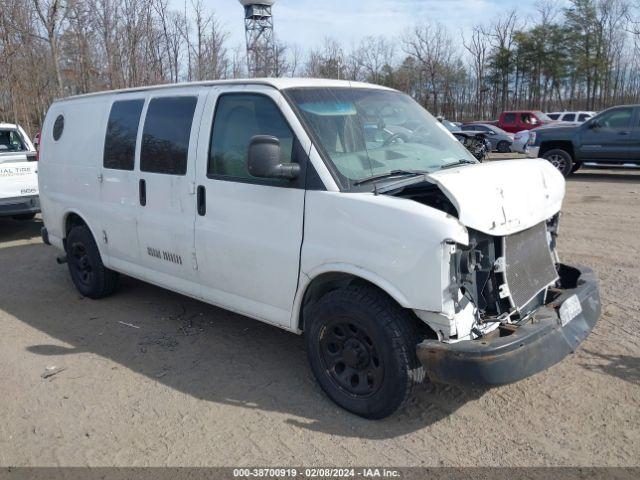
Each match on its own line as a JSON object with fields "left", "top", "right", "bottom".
{"left": 197, "top": 185, "right": 206, "bottom": 216}
{"left": 618, "top": 131, "right": 630, "bottom": 135}
{"left": 139, "top": 179, "right": 146, "bottom": 206}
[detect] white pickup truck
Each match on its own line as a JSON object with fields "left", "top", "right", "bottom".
{"left": 0, "top": 123, "right": 40, "bottom": 219}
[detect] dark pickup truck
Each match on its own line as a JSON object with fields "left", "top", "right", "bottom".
{"left": 528, "top": 105, "right": 640, "bottom": 176}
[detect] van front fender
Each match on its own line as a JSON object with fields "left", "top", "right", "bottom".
{"left": 292, "top": 263, "right": 414, "bottom": 333}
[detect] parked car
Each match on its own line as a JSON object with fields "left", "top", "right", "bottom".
{"left": 0, "top": 123, "right": 40, "bottom": 220}
{"left": 439, "top": 118, "right": 490, "bottom": 160}
{"left": 546, "top": 111, "right": 595, "bottom": 122}
{"left": 461, "top": 123, "right": 513, "bottom": 152}
{"left": 528, "top": 104, "right": 640, "bottom": 176}
{"left": 39, "top": 79, "right": 601, "bottom": 419}
{"left": 480, "top": 110, "right": 555, "bottom": 134}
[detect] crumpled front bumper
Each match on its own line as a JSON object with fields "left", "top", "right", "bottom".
{"left": 416, "top": 264, "right": 600, "bottom": 386}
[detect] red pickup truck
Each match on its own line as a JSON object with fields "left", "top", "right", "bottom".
{"left": 471, "top": 111, "right": 555, "bottom": 134}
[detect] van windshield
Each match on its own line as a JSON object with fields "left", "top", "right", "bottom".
{"left": 285, "top": 88, "right": 475, "bottom": 188}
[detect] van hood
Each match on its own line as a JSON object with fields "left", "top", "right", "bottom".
{"left": 425, "top": 159, "right": 565, "bottom": 236}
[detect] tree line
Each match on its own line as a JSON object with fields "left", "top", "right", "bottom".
{"left": 1, "top": 0, "right": 640, "bottom": 136}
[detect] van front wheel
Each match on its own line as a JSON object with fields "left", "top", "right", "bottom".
{"left": 66, "top": 225, "right": 119, "bottom": 299}
{"left": 305, "top": 285, "right": 425, "bottom": 419}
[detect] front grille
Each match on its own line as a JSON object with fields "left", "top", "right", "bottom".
{"left": 503, "top": 222, "right": 558, "bottom": 310}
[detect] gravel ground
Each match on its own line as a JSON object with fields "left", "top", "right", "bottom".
{"left": 0, "top": 162, "right": 638, "bottom": 467}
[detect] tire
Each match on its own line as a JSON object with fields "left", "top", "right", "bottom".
{"left": 66, "top": 225, "right": 119, "bottom": 299}
{"left": 12, "top": 213, "right": 36, "bottom": 220}
{"left": 305, "top": 284, "right": 425, "bottom": 419}
{"left": 571, "top": 163, "right": 582, "bottom": 173}
{"left": 543, "top": 148, "right": 574, "bottom": 177}
{"left": 497, "top": 140, "right": 511, "bottom": 153}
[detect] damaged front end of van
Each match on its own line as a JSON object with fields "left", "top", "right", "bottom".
{"left": 383, "top": 159, "right": 601, "bottom": 386}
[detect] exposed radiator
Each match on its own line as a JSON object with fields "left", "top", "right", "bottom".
{"left": 503, "top": 222, "right": 558, "bottom": 310}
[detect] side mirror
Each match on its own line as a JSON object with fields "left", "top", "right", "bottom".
{"left": 247, "top": 135, "right": 300, "bottom": 180}
{"left": 588, "top": 121, "right": 600, "bottom": 129}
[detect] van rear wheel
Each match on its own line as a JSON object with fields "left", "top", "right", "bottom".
{"left": 305, "top": 284, "right": 425, "bottom": 419}
{"left": 66, "top": 225, "right": 119, "bottom": 299}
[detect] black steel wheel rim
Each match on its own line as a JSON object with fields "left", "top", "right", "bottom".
{"left": 318, "top": 318, "right": 384, "bottom": 398}
{"left": 70, "top": 241, "right": 93, "bottom": 287}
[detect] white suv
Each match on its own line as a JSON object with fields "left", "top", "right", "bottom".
{"left": 0, "top": 123, "right": 39, "bottom": 219}
{"left": 38, "top": 79, "right": 601, "bottom": 418}
{"left": 546, "top": 111, "right": 595, "bottom": 122}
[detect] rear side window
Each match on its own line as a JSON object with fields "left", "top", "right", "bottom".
{"left": 503, "top": 113, "right": 516, "bottom": 124}
{"left": 578, "top": 114, "right": 591, "bottom": 121}
{"left": 596, "top": 108, "right": 633, "bottom": 130}
{"left": 53, "top": 115, "right": 64, "bottom": 141}
{"left": 103, "top": 100, "right": 144, "bottom": 170}
{"left": 562, "top": 113, "right": 576, "bottom": 122}
{"left": 208, "top": 94, "right": 294, "bottom": 180}
{"left": 141, "top": 96, "right": 198, "bottom": 175}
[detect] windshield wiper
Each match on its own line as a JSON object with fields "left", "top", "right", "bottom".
{"left": 439, "top": 159, "right": 477, "bottom": 170}
{"left": 353, "top": 169, "right": 428, "bottom": 186}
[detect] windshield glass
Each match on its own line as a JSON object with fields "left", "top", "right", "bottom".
{"left": 441, "top": 119, "right": 461, "bottom": 132}
{"left": 534, "top": 111, "right": 552, "bottom": 122}
{"left": 0, "top": 129, "right": 26, "bottom": 152}
{"left": 286, "top": 88, "right": 475, "bottom": 187}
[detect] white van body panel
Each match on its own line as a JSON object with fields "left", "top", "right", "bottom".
{"left": 39, "top": 99, "right": 106, "bottom": 245}
{"left": 298, "top": 191, "right": 469, "bottom": 317}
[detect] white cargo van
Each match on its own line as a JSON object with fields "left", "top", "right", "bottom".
{"left": 39, "top": 79, "right": 600, "bottom": 418}
{"left": 0, "top": 123, "right": 39, "bottom": 219}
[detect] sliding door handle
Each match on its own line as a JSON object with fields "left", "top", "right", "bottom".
{"left": 139, "top": 179, "right": 146, "bottom": 206}
{"left": 197, "top": 185, "right": 206, "bottom": 216}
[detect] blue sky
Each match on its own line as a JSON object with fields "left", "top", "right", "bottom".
{"left": 176, "top": 0, "right": 571, "bottom": 51}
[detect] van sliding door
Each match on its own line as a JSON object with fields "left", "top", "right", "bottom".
{"left": 134, "top": 91, "right": 204, "bottom": 289}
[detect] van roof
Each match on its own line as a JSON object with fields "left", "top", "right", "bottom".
{"left": 0, "top": 123, "right": 19, "bottom": 129}
{"left": 54, "top": 78, "right": 394, "bottom": 103}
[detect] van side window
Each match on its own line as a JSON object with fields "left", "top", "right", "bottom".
{"left": 141, "top": 96, "right": 197, "bottom": 175}
{"left": 104, "top": 100, "right": 144, "bottom": 170}
{"left": 208, "top": 94, "right": 294, "bottom": 179}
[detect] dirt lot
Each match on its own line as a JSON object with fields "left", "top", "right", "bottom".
{"left": 0, "top": 163, "right": 639, "bottom": 467}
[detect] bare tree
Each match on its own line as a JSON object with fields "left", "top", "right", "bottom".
{"left": 463, "top": 26, "right": 490, "bottom": 118}
{"left": 403, "top": 22, "right": 457, "bottom": 113}
{"left": 356, "top": 35, "right": 395, "bottom": 84}
{"left": 33, "top": 0, "right": 67, "bottom": 95}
